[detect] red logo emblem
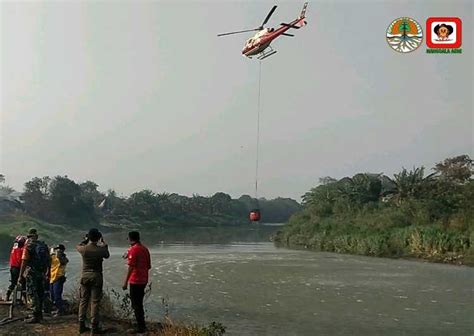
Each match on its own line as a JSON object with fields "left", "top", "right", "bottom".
{"left": 426, "top": 17, "right": 462, "bottom": 49}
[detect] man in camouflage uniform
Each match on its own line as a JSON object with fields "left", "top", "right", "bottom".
{"left": 18, "top": 228, "right": 50, "bottom": 323}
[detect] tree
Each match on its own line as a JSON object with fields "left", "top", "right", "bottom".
{"left": 391, "top": 167, "right": 431, "bottom": 205}
{"left": 346, "top": 173, "right": 382, "bottom": 205}
{"left": 80, "top": 181, "right": 105, "bottom": 209}
{"left": 433, "top": 155, "right": 473, "bottom": 184}
{"left": 23, "top": 176, "right": 52, "bottom": 219}
{"left": 102, "top": 189, "right": 129, "bottom": 217}
{"left": 210, "top": 192, "right": 232, "bottom": 214}
{"left": 128, "top": 190, "right": 160, "bottom": 219}
{"left": 0, "top": 174, "right": 14, "bottom": 195}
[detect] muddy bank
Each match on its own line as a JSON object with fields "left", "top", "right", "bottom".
{"left": 0, "top": 305, "right": 224, "bottom": 336}
{"left": 0, "top": 305, "right": 163, "bottom": 335}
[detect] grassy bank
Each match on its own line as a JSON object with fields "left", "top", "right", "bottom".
{"left": 0, "top": 214, "right": 82, "bottom": 245}
{"left": 0, "top": 233, "right": 12, "bottom": 259}
{"left": 1, "top": 284, "right": 226, "bottom": 335}
{"left": 274, "top": 157, "right": 474, "bottom": 265}
{"left": 274, "top": 217, "right": 473, "bottom": 265}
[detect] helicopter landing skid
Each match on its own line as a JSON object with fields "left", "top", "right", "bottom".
{"left": 257, "top": 47, "right": 277, "bottom": 60}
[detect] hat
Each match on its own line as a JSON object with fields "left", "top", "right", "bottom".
{"left": 54, "top": 244, "right": 66, "bottom": 251}
{"left": 27, "top": 228, "right": 38, "bottom": 237}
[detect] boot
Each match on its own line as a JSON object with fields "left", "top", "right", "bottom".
{"left": 79, "top": 321, "right": 91, "bottom": 334}
{"left": 136, "top": 324, "right": 147, "bottom": 334}
{"left": 25, "top": 313, "right": 42, "bottom": 324}
{"left": 90, "top": 325, "right": 106, "bottom": 335}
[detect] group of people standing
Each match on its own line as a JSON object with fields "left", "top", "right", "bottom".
{"left": 5, "top": 228, "right": 151, "bottom": 335}
{"left": 7, "top": 228, "right": 67, "bottom": 321}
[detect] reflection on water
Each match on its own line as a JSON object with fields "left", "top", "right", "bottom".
{"left": 1, "top": 243, "right": 473, "bottom": 335}
{"left": 105, "top": 225, "right": 279, "bottom": 247}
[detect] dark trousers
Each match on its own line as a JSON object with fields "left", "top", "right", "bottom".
{"left": 130, "top": 284, "right": 146, "bottom": 329}
{"left": 8, "top": 267, "right": 21, "bottom": 291}
{"left": 50, "top": 277, "right": 65, "bottom": 313}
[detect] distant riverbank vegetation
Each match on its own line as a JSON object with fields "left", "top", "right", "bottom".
{"left": 274, "top": 155, "right": 474, "bottom": 265}
{"left": 0, "top": 173, "right": 300, "bottom": 241}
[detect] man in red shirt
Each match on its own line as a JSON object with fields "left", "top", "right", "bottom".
{"left": 6, "top": 235, "right": 26, "bottom": 301}
{"left": 122, "top": 231, "right": 151, "bottom": 333}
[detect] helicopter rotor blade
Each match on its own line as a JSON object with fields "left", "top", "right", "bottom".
{"left": 261, "top": 5, "right": 277, "bottom": 27}
{"left": 217, "top": 28, "right": 259, "bottom": 37}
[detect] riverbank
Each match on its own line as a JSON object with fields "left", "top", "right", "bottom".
{"left": 0, "top": 314, "right": 160, "bottom": 335}
{"left": 275, "top": 156, "right": 474, "bottom": 266}
{"left": 273, "top": 223, "right": 474, "bottom": 266}
{"left": 0, "top": 312, "right": 224, "bottom": 336}
{"left": 0, "top": 214, "right": 82, "bottom": 243}
{"left": 0, "top": 293, "right": 225, "bottom": 336}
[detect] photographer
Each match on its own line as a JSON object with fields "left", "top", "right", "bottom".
{"left": 76, "top": 229, "right": 110, "bottom": 334}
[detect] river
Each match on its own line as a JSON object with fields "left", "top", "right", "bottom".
{"left": 1, "top": 242, "right": 473, "bottom": 335}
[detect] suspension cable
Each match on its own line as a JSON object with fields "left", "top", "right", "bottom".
{"left": 255, "top": 60, "right": 262, "bottom": 204}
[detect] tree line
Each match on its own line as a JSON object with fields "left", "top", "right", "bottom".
{"left": 274, "top": 155, "right": 473, "bottom": 263}
{"left": 0, "top": 175, "right": 300, "bottom": 228}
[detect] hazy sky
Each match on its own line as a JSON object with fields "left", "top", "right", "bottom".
{"left": 1, "top": 0, "right": 472, "bottom": 200}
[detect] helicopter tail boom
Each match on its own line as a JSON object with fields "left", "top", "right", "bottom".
{"left": 300, "top": 2, "right": 308, "bottom": 19}
{"left": 281, "top": 2, "right": 308, "bottom": 30}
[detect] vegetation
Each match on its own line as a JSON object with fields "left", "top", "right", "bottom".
{"left": 0, "top": 233, "right": 12, "bottom": 259}
{"left": 274, "top": 155, "right": 474, "bottom": 264}
{"left": 1, "top": 175, "right": 300, "bottom": 230}
{"left": 0, "top": 214, "right": 81, "bottom": 244}
{"left": 0, "top": 174, "right": 15, "bottom": 195}
{"left": 66, "top": 283, "right": 225, "bottom": 336}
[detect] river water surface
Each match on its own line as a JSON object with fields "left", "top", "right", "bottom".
{"left": 1, "top": 243, "right": 473, "bottom": 335}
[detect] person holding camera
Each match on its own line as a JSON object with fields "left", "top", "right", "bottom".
{"left": 76, "top": 228, "right": 110, "bottom": 334}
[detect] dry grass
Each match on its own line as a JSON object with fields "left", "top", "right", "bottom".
{"left": 64, "top": 285, "right": 226, "bottom": 336}
{"left": 160, "top": 318, "right": 225, "bottom": 336}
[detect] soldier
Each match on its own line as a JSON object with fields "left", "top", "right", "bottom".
{"left": 18, "top": 228, "right": 50, "bottom": 323}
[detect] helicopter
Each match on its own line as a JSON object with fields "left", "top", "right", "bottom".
{"left": 218, "top": 2, "right": 308, "bottom": 60}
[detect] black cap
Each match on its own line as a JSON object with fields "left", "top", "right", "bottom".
{"left": 54, "top": 244, "right": 66, "bottom": 251}
{"left": 27, "top": 228, "right": 38, "bottom": 237}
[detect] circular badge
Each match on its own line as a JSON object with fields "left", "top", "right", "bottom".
{"left": 386, "top": 17, "right": 423, "bottom": 53}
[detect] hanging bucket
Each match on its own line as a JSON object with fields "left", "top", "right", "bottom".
{"left": 249, "top": 209, "right": 261, "bottom": 222}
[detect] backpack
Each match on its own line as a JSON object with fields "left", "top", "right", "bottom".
{"left": 28, "top": 240, "right": 50, "bottom": 271}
